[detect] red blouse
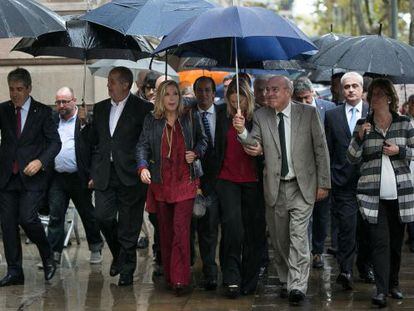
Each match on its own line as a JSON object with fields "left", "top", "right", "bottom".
{"left": 218, "top": 126, "right": 257, "bottom": 183}
{"left": 149, "top": 121, "right": 199, "bottom": 203}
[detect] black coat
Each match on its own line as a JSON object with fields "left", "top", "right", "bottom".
{"left": 0, "top": 98, "right": 61, "bottom": 191}
{"left": 53, "top": 113, "right": 92, "bottom": 187}
{"left": 88, "top": 94, "right": 153, "bottom": 191}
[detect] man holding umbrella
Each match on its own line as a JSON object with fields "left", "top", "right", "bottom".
{"left": 88, "top": 66, "right": 153, "bottom": 286}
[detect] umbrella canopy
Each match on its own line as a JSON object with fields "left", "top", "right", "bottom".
{"left": 0, "top": 0, "right": 65, "bottom": 38}
{"left": 80, "top": 0, "right": 218, "bottom": 38}
{"left": 310, "top": 34, "right": 414, "bottom": 77}
{"left": 12, "top": 18, "right": 152, "bottom": 61}
{"left": 154, "top": 6, "right": 317, "bottom": 67}
{"left": 89, "top": 58, "right": 179, "bottom": 79}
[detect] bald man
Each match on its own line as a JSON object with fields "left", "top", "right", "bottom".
{"left": 47, "top": 87, "right": 103, "bottom": 265}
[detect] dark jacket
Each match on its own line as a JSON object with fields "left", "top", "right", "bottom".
{"left": 88, "top": 94, "right": 153, "bottom": 191}
{"left": 325, "top": 102, "right": 368, "bottom": 188}
{"left": 136, "top": 110, "right": 208, "bottom": 184}
{"left": 53, "top": 112, "right": 92, "bottom": 187}
{"left": 0, "top": 98, "right": 61, "bottom": 191}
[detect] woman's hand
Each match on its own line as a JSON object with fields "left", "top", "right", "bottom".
{"left": 358, "top": 122, "right": 371, "bottom": 140}
{"left": 383, "top": 141, "right": 399, "bottom": 156}
{"left": 140, "top": 168, "right": 152, "bottom": 184}
{"left": 185, "top": 151, "right": 196, "bottom": 164}
{"left": 232, "top": 109, "right": 245, "bottom": 134}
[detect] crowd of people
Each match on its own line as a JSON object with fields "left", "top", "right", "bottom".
{"left": 0, "top": 66, "right": 414, "bottom": 308}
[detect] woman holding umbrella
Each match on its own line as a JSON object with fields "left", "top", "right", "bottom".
{"left": 214, "top": 78, "right": 264, "bottom": 298}
{"left": 347, "top": 78, "right": 414, "bottom": 308}
{"left": 136, "top": 80, "right": 207, "bottom": 295}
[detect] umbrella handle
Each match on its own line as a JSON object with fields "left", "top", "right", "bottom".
{"left": 82, "top": 59, "right": 86, "bottom": 107}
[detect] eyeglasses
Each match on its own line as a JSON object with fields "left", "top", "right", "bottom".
{"left": 55, "top": 99, "right": 73, "bottom": 105}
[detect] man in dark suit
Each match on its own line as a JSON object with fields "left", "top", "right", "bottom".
{"left": 88, "top": 67, "right": 153, "bottom": 286}
{"left": 0, "top": 68, "right": 61, "bottom": 286}
{"left": 192, "top": 76, "right": 224, "bottom": 291}
{"left": 293, "top": 77, "right": 335, "bottom": 269}
{"left": 46, "top": 87, "right": 103, "bottom": 265}
{"left": 325, "top": 72, "right": 373, "bottom": 289}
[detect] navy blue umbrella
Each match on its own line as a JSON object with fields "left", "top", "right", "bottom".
{"left": 80, "top": 0, "right": 218, "bottom": 38}
{"left": 153, "top": 6, "right": 317, "bottom": 67}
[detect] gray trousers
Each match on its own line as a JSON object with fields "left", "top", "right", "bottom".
{"left": 266, "top": 180, "right": 313, "bottom": 294}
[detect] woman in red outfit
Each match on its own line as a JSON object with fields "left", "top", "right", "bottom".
{"left": 136, "top": 80, "right": 207, "bottom": 295}
{"left": 214, "top": 79, "right": 264, "bottom": 298}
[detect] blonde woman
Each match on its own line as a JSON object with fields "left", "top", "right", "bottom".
{"left": 136, "top": 80, "right": 207, "bottom": 295}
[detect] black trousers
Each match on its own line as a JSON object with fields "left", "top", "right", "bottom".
{"left": 311, "top": 196, "right": 330, "bottom": 255}
{"left": 0, "top": 174, "right": 52, "bottom": 275}
{"left": 94, "top": 165, "right": 145, "bottom": 276}
{"left": 215, "top": 179, "right": 265, "bottom": 292}
{"left": 331, "top": 187, "right": 358, "bottom": 273}
{"left": 47, "top": 172, "right": 103, "bottom": 254}
{"left": 196, "top": 191, "right": 220, "bottom": 281}
{"left": 355, "top": 211, "right": 373, "bottom": 276}
{"left": 368, "top": 200, "right": 405, "bottom": 295}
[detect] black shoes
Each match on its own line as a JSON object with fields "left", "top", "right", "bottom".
{"left": 288, "top": 289, "right": 305, "bottom": 305}
{"left": 44, "top": 259, "right": 57, "bottom": 281}
{"left": 0, "top": 274, "right": 24, "bottom": 287}
{"left": 204, "top": 279, "right": 217, "bottom": 291}
{"left": 360, "top": 269, "right": 375, "bottom": 284}
{"left": 118, "top": 274, "right": 133, "bottom": 286}
{"left": 336, "top": 272, "right": 353, "bottom": 290}
{"left": 110, "top": 260, "right": 121, "bottom": 277}
{"left": 389, "top": 287, "right": 403, "bottom": 299}
{"left": 225, "top": 285, "right": 240, "bottom": 299}
{"left": 173, "top": 283, "right": 185, "bottom": 296}
{"left": 312, "top": 254, "right": 324, "bottom": 269}
{"left": 372, "top": 293, "right": 387, "bottom": 308}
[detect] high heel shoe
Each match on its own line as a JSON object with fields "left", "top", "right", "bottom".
{"left": 173, "top": 283, "right": 185, "bottom": 296}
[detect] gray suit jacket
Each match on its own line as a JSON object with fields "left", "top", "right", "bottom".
{"left": 244, "top": 102, "right": 331, "bottom": 207}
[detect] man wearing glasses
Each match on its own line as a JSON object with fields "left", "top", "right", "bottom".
{"left": 45, "top": 87, "right": 103, "bottom": 265}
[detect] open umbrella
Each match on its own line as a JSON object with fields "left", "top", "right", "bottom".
{"left": 153, "top": 6, "right": 317, "bottom": 108}
{"left": 0, "top": 0, "right": 65, "bottom": 38}
{"left": 13, "top": 17, "right": 152, "bottom": 104}
{"left": 89, "top": 58, "right": 179, "bottom": 80}
{"left": 310, "top": 27, "right": 414, "bottom": 77}
{"left": 80, "top": 0, "right": 218, "bottom": 38}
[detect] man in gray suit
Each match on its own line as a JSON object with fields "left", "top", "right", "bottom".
{"left": 234, "top": 75, "right": 331, "bottom": 305}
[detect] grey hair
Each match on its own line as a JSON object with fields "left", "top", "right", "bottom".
{"left": 341, "top": 72, "right": 363, "bottom": 87}
{"left": 293, "top": 77, "right": 313, "bottom": 94}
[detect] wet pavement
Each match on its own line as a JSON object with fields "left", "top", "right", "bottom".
{"left": 0, "top": 237, "right": 413, "bottom": 310}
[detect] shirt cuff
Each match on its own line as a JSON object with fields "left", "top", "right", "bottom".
{"left": 238, "top": 128, "right": 248, "bottom": 140}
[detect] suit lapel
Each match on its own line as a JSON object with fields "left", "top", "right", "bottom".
{"left": 112, "top": 96, "right": 132, "bottom": 138}
{"left": 339, "top": 104, "right": 352, "bottom": 139}
{"left": 20, "top": 99, "right": 36, "bottom": 140}
{"left": 362, "top": 102, "right": 369, "bottom": 118}
{"left": 290, "top": 103, "right": 302, "bottom": 152}
{"left": 102, "top": 100, "right": 112, "bottom": 138}
{"left": 265, "top": 107, "right": 281, "bottom": 155}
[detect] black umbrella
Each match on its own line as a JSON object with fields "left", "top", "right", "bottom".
{"left": 0, "top": 0, "right": 65, "bottom": 38}
{"left": 13, "top": 18, "right": 153, "bottom": 104}
{"left": 310, "top": 30, "right": 414, "bottom": 77}
{"left": 12, "top": 18, "right": 152, "bottom": 61}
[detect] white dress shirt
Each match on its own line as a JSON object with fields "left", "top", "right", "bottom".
{"left": 18, "top": 96, "right": 31, "bottom": 132}
{"left": 379, "top": 128, "right": 398, "bottom": 200}
{"left": 109, "top": 94, "right": 129, "bottom": 137}
{"left": 277, "top": 102, "right": 296, "bottom": 180}
{"left": 345, "top": 100, "right": 363, "bottom": 132}
{"left": 197, "top": 104, "right": 216, "bottom": 146}
{"left": 55, "top": 109, "right": 78, "bottom": 173}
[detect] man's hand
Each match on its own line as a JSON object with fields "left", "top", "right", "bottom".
{"left": 88, "top": 179, "right": 94, "bottom": 189}
{"left": 140, "top": 168, "right": 151, "bottom": 184}
{"left": 315, "top": 187, "right": 329, "bottom": 202}
{"left": 383, "top": 141, "right": 399, "bottom": 156}
{"left": 232, "top": 109, "right": 246, "bottom": 134}
{"left": 185, "top": 151, "right": 196, "bottom": 164}
{"left": 23, "top": 159, "right": 42, "bottom": 176}
{"left": 243, "top": 143, "right": 263, "bottom": 157}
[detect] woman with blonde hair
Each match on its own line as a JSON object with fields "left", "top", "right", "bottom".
{"left": 347, "top": 78, "right": 414, "bottom": 307}
{"left": 214, "top": 78, "right": 264, "bottom": 298}
{"left": 136, "top": 80, "right": 207, "bottom": 295}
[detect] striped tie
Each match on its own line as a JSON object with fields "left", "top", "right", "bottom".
{"left": 202, "top": 112, "right": 213, "bottom": 146}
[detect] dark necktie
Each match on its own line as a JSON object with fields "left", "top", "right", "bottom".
{"left": 13, "top": 107, "right": 21, "bottom": 174}
{"left": 278, "top": 112, "right": 289, "bottom": 178}
{"left": 202, "top": 112, "right": 213, "bottom": 147}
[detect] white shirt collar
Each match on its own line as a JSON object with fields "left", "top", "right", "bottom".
{"left": 197, "top": 103, "right": 215, "bottom": 114}
{"left": 345, "top": 100, "right": 363, "bottom": 113}
{"left": 111, "top": 93, "right": 130, "bottom": 107}
{"left": 277, "top": 102, "right": 292, "bottom": 118}
{"left": 19, "top": 96, "right": 31, "bottom": 112}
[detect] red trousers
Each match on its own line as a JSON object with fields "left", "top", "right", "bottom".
{"left": 157, "top": 199, "right": 193, "bottom": 286}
